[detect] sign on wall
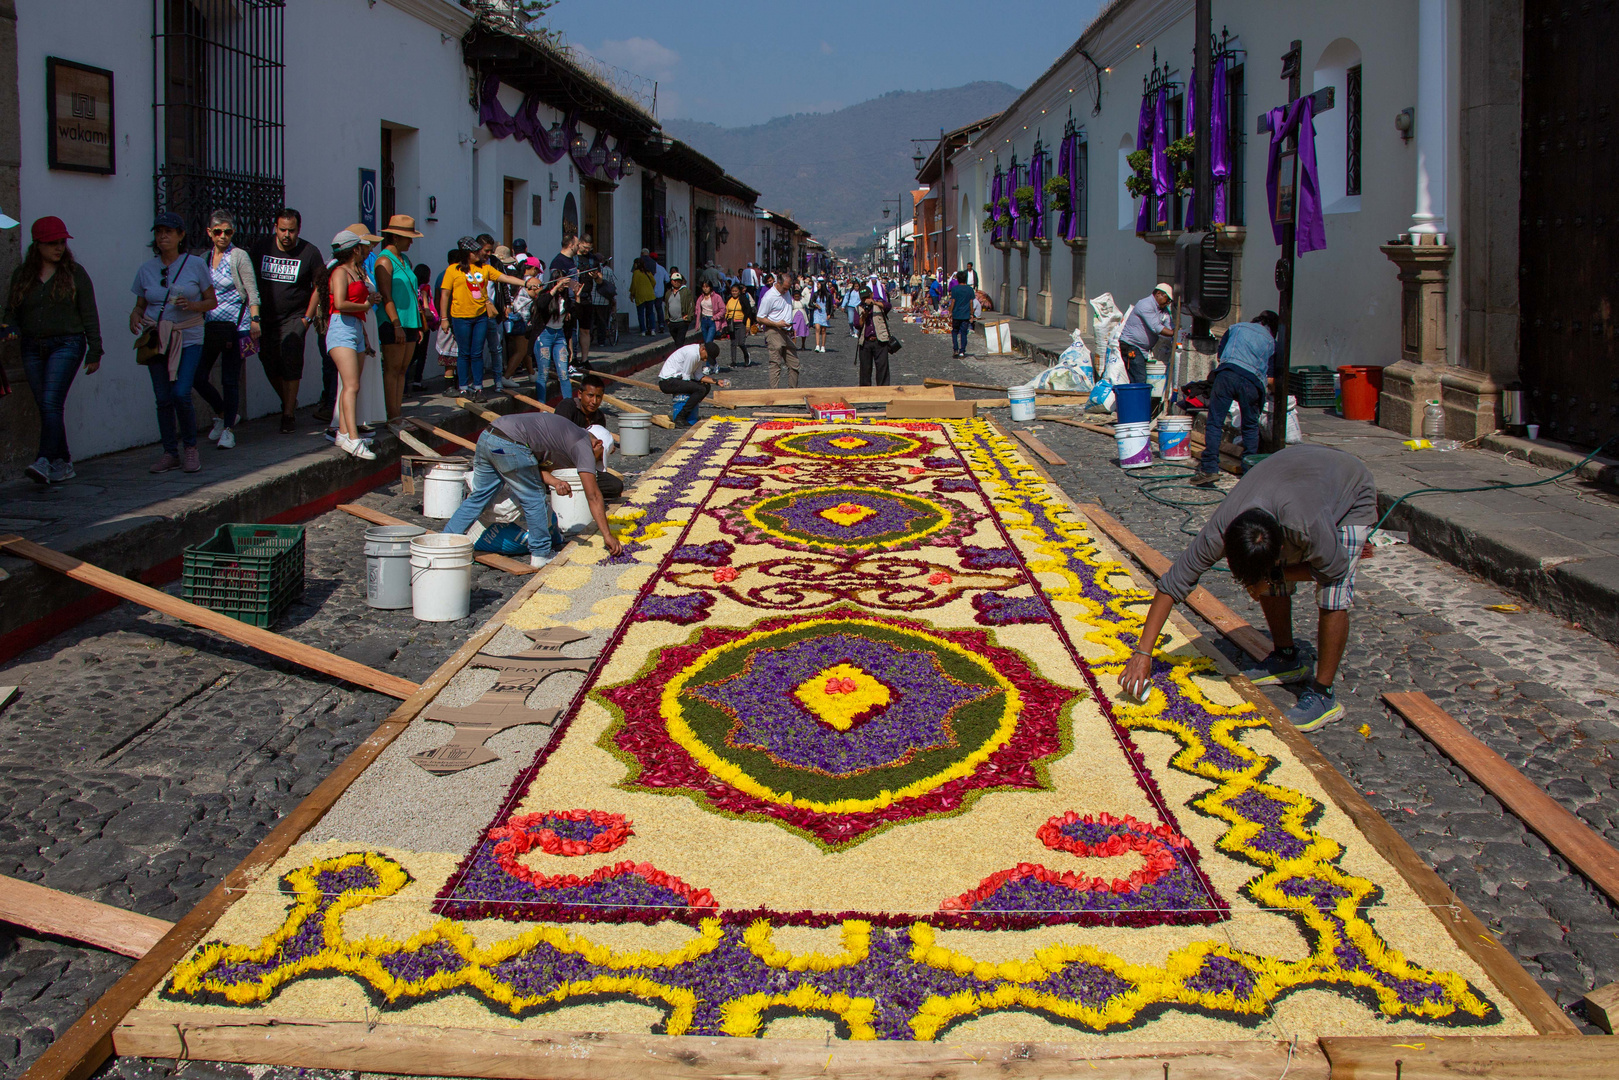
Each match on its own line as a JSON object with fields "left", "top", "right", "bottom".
{"left": 47, "top": 57, "right": 114, "bottom": 174}
{"left": 358, "top": 168, "right": 377, "bottom": 235}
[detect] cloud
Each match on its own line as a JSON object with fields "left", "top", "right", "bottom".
{"left": 820, "top": 40, "right": 833, "bottom": 55}
{"left": 592, "top": 36, "right": 680, "bottom": 79}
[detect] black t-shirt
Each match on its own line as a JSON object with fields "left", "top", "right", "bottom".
{"left": 251, "top": 237, "right": 324, "bottom": 323}
{"left": 549, "top": 252, "right": 577, "bottom": 292}
{"left": 553, "top": 397, "right": 604, "bottom": 429}
{"left": 573, "top": 252, "right": 598, "bottom": 304}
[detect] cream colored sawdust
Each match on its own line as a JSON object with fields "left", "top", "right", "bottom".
{"left": 947, "top": 1005, "right": 1277, "bottom": 1045}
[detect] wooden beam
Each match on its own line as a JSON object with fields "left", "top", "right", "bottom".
{"left": 0, "top": 685, "right": 16, "bottom": 712}
{"left": 1072, "top": 504, "right": 1274, "bottom": 662}
{"left": 1320, "top": 1035, "right": 1608, "bottom": 1078}
{"left": 113, "top": 1011, "right": 1327, "bottom": 1079}
{"left": 575, "top": 369, "right": 658, "bottom": 392}
{"left": 335, "top": 504, "right": 536, "bottom": 576}
{"left": 393, "top": 428, "right": 447, "bottom": 459}
{"left": 710, "top": 384, "right": 954, "bottom": 407}
{"left": 0, "top": 536, "right": 420, "bottom": 701}
{"left": 1384, "top": 690, "right": 1619, "bottom": 907}
{"left": 405, "top": 416, "right": 477, "bottom": 452}
{"left": 1586, "top": 980, "right": 1619, "bottom": 1034}
{"left": 497, "top": 389, "right": 554, "bottom": 414}
{"left": 0, "top": 875, "right": 173, "bottom": 959}
{"left": 924, "top": 376, "right": 1090, "bottom": 398}
{"left": 1012, "top": 428, "right": 1067, "bottom": 465}
{"left": 1040, "top": 416, "right": 1119, "bottom": 437}
{"left": 506, "top": 388, "right": 675, "bottom": 430}
{"left": 456, "top": 396, "right": 505, "bottom": 424}
{"left": 971, "top": 397, "right": 1085, "bottom": 408}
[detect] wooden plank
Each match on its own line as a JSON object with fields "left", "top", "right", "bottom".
{"left": 885, "top": 398, "right": 976, "bottom": 419}
{"left": 1012, "top": 428, "right": 1067, "bottom": 465}
{"left": 392, "top": 427, "right": 446, "bottom": 459}
{"left": 405, "top": 416, "right": 477, "bottom": 452}
{"left": 0, "top": 875, "right": 173, "bottom": 959}
{"left": 0, "top": 685, "right": 16, "bottom": 712}
{"left": 1071, "top": 504, "right": 1274, "bottom": 662}
{"left": 973, "top": 396, "right": 1085, "bottom": 408}
{"left": 576, "top": 368, "right": 658, "bottom": 392}
{"left": 19, "top": 424, "right": 721, "bottom": 1080}
{"left": 1320, "top": 1035, "right": 1608, "bottom": 1078}
{"left": 924, "top": 376, "right": 1091, "bottom": 398}
{"left": 456, "top": 396, "right": 505, "bottom": 424}
{"left": 0, "top": 536, "right": 420, "bottom": 701}
{"left": 506, "top": 388, "right": 676, "bottom": 430}
{"left": 497, "top": 388, "right": 553, "bottom": 414}
{"left": 335, "top": 504, "right": 536, "bottom": 576}
{"left": 112, "top": 1011, "right": 1327, "bottom": 1080}
{"left": 1384, "top": 690, "right": 1619, "bottom": 908}
{"left": 1188, "top": 429, "right": 1244, "bottom": 474}
{"left": 1585, "top": 980, "right": 1619, "bottom": 1033}
{"left": 710, "top": 383, "right": 955, "bottom": 407}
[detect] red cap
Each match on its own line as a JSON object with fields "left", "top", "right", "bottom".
{"left": 31, "top": 216, "right": 71, "bottom": 242}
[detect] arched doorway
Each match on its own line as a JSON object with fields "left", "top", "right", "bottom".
{"left": 561, "top": 192, "right": 578, "bottom": 242}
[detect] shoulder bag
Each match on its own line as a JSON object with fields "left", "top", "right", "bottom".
{"left": 135, "top": 254, "right": 190, "bottom": 364}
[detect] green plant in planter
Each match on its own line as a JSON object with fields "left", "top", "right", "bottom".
{"left": 997, "top": 197, "right": 1011, "bottom": 212}
{"left": 1167, "top": 135, "right": 1196, "bottom": 195}
{"left": 1012, "top": 185, "right": 1037, "bottom": 216}
{"left": 1043, "top": 175, "right": 1071, "bottom": 213}
{"left": 1125, "top": 149, "right": 1154, "bottom": 199}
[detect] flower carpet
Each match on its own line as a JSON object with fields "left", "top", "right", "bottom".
{"left": 144, "top": 418, "right": 1534, "bottom": 1046}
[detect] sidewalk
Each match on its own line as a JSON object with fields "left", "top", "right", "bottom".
{"left": 1000, "top": 315, "right": 1619, "bottom": 645}
{"left": 0, "top": 332, "right": 674, "bottom": 660}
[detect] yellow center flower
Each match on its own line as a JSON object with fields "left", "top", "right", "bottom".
{"left": 791, "top": 664, "right": 892, "bottom": 731}
{"left": 828, "top": 435, "right": 870, "bottom": 450}
{"left": 818, "top": 502, "right": 878, "bottom": 527}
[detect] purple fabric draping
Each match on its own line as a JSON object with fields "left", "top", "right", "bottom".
{"left": 1150, "top": 88, "right": 1170, "bottom": 229}
{"left": 1182, "top": 77, "right": 1196, "bottom": 229}
{"left": 479, "top": 75, "right": 519, "bottom": 139}
{"left": 478, "top": 75, "right": 570, "bottom": 165}
{"left": 1212, "top": 55, "right": 1229, "bottom": 225}
{"left": 1265, "top": 99, "right": 1326, "bottom": 254}
{"left": 1057, "top": 134, "right": 1080, "bottom": 240}
{"left": 990, "top": 170, "right": 1004, "bottom": 241}
{"left": 1134, "top": 95, "right": 1154, "bottom": 232}
{"left": 1007, "top": 162, "right": 1020, "bottom": 221}
{"left": 1030, "top": 152, "right": 1045, "bottom": 241}
{"left": 573, "top": 128, "right": 608, "bottom": 178}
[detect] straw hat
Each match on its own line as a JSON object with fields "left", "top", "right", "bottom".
{"left": 343, "top": 222, "right": 384, "bottom": 243}
{"left": 380, "top": 214, "right": 424, "bottom": 238}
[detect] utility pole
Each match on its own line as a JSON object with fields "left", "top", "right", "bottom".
{"left": 1191, "top": 0, "right": 1213, "bottom": 341}
{"left": 1270, "top": 40, "right": 1303, "bottom": 451}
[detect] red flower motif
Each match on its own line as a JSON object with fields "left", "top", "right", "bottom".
{"left": 824, "top": 676, "right": 859, "bottom": 694}
{"left": 712, "top": 567, "right": 740, "bottom": 583}
{"left": 928, "top": 571, "right": 953, "bottom": 585}
{"left": 490, "top": 810, "right": 632, "bottom": 858}
{"left": 908, "top": 466, "right": 927, "bottom": 475}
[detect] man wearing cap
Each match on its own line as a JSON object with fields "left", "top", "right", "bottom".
{"left": 664, "top": 270, "right": 692, "bottom": 346}
{"left": 1119, "top": 283, "right": 1176, "bottom": 385}
{"left": 250, "top": 209, "right": 324, "bottom": 432}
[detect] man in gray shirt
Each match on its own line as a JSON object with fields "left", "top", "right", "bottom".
{"left": 1119, "top": 284, "right": 1175, "bottom": 383}
{"left": 1120, "top": 444, "right": 1377, "bottom": 731}
{"left": 444, "top": 411, "right": 622, "bottom": 565}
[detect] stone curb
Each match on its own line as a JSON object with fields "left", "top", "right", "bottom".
{"left": 1480, "top": 432, "right": 1619, "bottom": 492}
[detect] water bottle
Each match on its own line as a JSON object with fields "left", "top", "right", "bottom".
{"left": 1422, "top": 399, "right": 1444, "bottom": 440}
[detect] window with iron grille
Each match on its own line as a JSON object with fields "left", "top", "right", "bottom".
{"left": 1226, "top": 65, "right": 1246, "bottom": 226}
{"left": 1074, "top": 132, "right": 1089, "bottom": 238}
{"left": 153, "top": 0, "right": 285, "bottom": 246}
{"left": 1345, "top": 63, "right": 1362, "bottom": 197}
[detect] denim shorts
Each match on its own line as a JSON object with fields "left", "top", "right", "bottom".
{"left": 325, "top": 312, "right": 365, "bottom": 351}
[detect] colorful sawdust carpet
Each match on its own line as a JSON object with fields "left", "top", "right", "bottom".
{"left": 153, "top": 419, "right": 1531, "bottom": 1044}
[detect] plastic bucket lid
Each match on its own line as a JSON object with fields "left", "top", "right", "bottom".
{"left": 410, "top": 532, "right": 474, "bottom": 568}
{"left": 364, "top": 524, "right": 425, "bottom": 555}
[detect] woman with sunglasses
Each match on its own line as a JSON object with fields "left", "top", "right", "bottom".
{"left": 130, "top": 212, "right": 217, "bottom": 473}
{"left": 192, "top": 210, "right": 260, "bottom": 450}
{"left": 1, "top": 216, "right": 103, "bottom": 484}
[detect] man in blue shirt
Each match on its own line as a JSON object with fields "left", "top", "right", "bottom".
{"left": 1118, "top": 284, "right": 1175, "bottom": 383}
{"left": 1192, "top": 310, "right": 1280, "bottom": 485}
{"left": 948, "top": 271, "right": 976, "bottom": 358}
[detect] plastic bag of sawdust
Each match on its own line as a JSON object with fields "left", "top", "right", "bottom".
{"left": 471, "top": 522, "right": 530, "bottom": 555}
{"left": 1090, "top": 292, "right": 1127, "bottom": 384}
{"left": 1031, "top": 328, "right": 1095, "bottom": 393}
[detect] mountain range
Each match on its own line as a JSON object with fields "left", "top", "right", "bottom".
{"left": 663, "top": 82, "right": 1021, "bottom": 254}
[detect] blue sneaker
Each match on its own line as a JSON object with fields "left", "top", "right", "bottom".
{"left": 1241, "top": 648, "right": 1313, "bottom": 686}
{"left": 1287, "top": 685, "right": 1345, "bottom": 732}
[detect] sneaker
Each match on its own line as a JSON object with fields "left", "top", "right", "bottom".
{"left": 1189, "top": 470, "right": 1221, "bottom": 487}
{"left": 529, "top": 553, "right": 553, "bottom": 568}
{"left": 1241, "top": 648, "right": 1313, "bottom": 687}
{"left": 181, "top": 446, "right": 202, "bottom": 473}
{"left": 49, "top": 459, "right": 76, "bottom": 483}
{"left": 208, "top": 417, "right": 225, "bottom": 442}
{"left": 217, "top": 428, "right": 236, "bottom": 449}
{"left": 280, "top": 414, "right": 297, "bottom": 434}
{"left": 25, "top": 456, "right": 51, "bottom": 485}
{"left": 1288, "top": 684, "right": 1345, "bottom": 731}
{"left": 336, "top": 433, "right": 376, "bottom": 460}
{"left": 149, "top": 452, "right": 181, "bottom": 473}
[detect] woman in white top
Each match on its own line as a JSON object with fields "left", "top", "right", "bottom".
{"left": 129, "top": 212, "right": 217, "bottom": 474}
{"left": 193, "top": 210, "right": 260, "bottom": 450}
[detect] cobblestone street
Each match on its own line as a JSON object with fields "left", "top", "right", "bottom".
{"left": 3, "top": 318, "right": 1619, "bottom": 1079}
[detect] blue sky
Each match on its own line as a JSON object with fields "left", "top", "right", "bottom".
{"left": 550, "top": 1, "right": 1107, "bottom": 127}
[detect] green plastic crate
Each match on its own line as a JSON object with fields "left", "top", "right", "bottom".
{"left": 182, "top": 523, "right": 305, "bottom": 627}
{"left": 1288, "top": 365, "right": 1338, "bottom": 408}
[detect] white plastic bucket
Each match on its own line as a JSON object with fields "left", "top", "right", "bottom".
{"left": 1158, "top": 415, "right": 1193, "bottom": 460}
{"left": 1145, "top": 361, "right": 1167, "bottom": 400}
{"left": 550, "top": 468, "right": 594, "bottom": 535}
{"left": 364, "top": 524, "right": 425, "bottom": 610}
{"left": 619, "top": 413, "right": 651, "bottom": 456}
{"left": 1115, "top": 421, "right": 1154, "bottom": 469}
{"left": 1008, "top": 387, "right": 1037, "bottom": 422}
{"left": 422, "top": 461, "right": 471, "bottom": 519}
{"left": 410, "top": 533, "right": 474, "bottom": 622}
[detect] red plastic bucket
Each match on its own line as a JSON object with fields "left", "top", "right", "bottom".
{"left": 1337, "top": 365, "right": 1384, "bottom": 422}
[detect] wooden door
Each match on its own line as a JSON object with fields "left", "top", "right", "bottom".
{"left": 503, "top": 178, "right": 516, "bottom": 247}
{"left": 1520, "top": 3, "right": 1619, "bottom": 447}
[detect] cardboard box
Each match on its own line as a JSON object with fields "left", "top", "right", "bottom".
{"left": 885, "top": 398, "right": 977, "bottom": 420}
{"left": 811, "top": 401, "right": 858, "bottom": 421}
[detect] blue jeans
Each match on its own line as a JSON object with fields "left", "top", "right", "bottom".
{"left": 21, "top": 333, "right": 86, "bottom": 462}
{"left": 951, "top": 318, "right": 970, "bottom": 354}
{"left": 485, "top": 317, "right": 505, "bottom": 384}
{"left": 450, "top": 314, "right": 486, "bottom": 391}
{"left": 635, "top": 300, "right": 658, "bottom": 335}
{"left": 700, "top": 315, "right": 717, "bottom": 345}
{"left": 536, "top": 326, "right": 571, "bottom": 399}
{"left": 147, "top": 342, "right": 206, "bottom": 453}
{"left": 1201, "top": 366, "right": 1265, "bottom": 475}
{"left": 444, "top": 430, "right": 562, "bottom": 560}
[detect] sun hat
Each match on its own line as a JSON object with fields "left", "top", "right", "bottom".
{"left": 1154, "top": 282, "right": 1175, "bottom": 301}
{"left": 342, "top": 222, "right": 384, "bottom": 243}
{"left": 380, "top": 214, "right": 424, "bottom": 238}
{"left": 31, "top": 216, "right": 71, "bottom": 242}
{"left": 153, "top": 211, "right": 186, "bottom": 232}
{"left": 331, "top": 230, "right": 365, "bottom": 253}
{"left": 493, "top": 244, "right": 514, "bottom": 262}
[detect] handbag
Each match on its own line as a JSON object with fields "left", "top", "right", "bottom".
{"left": 886, "top": 336, "right": 903, "bottom": 355}
{"left": 135, "top": 254, "right": 189, "bottom": 364}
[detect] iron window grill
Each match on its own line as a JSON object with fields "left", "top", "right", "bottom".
{"left": 152, "top": 0, "right": 285, "bottom": 246}
{"left": 1345, "top": 63, "right": 1363, "bottom": 197}
{"left": 1226, "top": 63, "right": 1246, "bottom": 226}
{"left": 1062, "top": 114, "right": 1089, "bottom": 239}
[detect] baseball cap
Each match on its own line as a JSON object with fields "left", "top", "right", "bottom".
{"left": 153, "top": 211, "right": 186, "bottom": 232}
{"left": 343, "top": 222, "right": 384, "bottom": 243}
{"left": 31, "top": 216, "right": 71, "bottom": 242}
{"left": 1154, "top": 282, "right": 1175, "bottom": 301}
{"left": 331, "top": 230, "right": 365, "bottom": 253}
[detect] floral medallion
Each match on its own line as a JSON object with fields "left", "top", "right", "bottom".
{"left": 719, "top": 485, "right": 977, "bottom": 555}
{"left": 763, "top": 429, "right": 926, "bottom": 461}
{"left": 596, "top": 610, "right": 1076, "bottom": 848}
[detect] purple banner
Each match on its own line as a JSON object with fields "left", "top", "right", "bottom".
{"left": 1031, "top": 151, "right": 1046, "bottom": 241}
{"left": 1151, "top": 88, "right": 1170, "bottom": 230}
{"left": 1134, "top": 95, "right": 1154, "bottom": 233}
{"left": 1265, "top": 98, "right": 1326, "bottom": 255}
